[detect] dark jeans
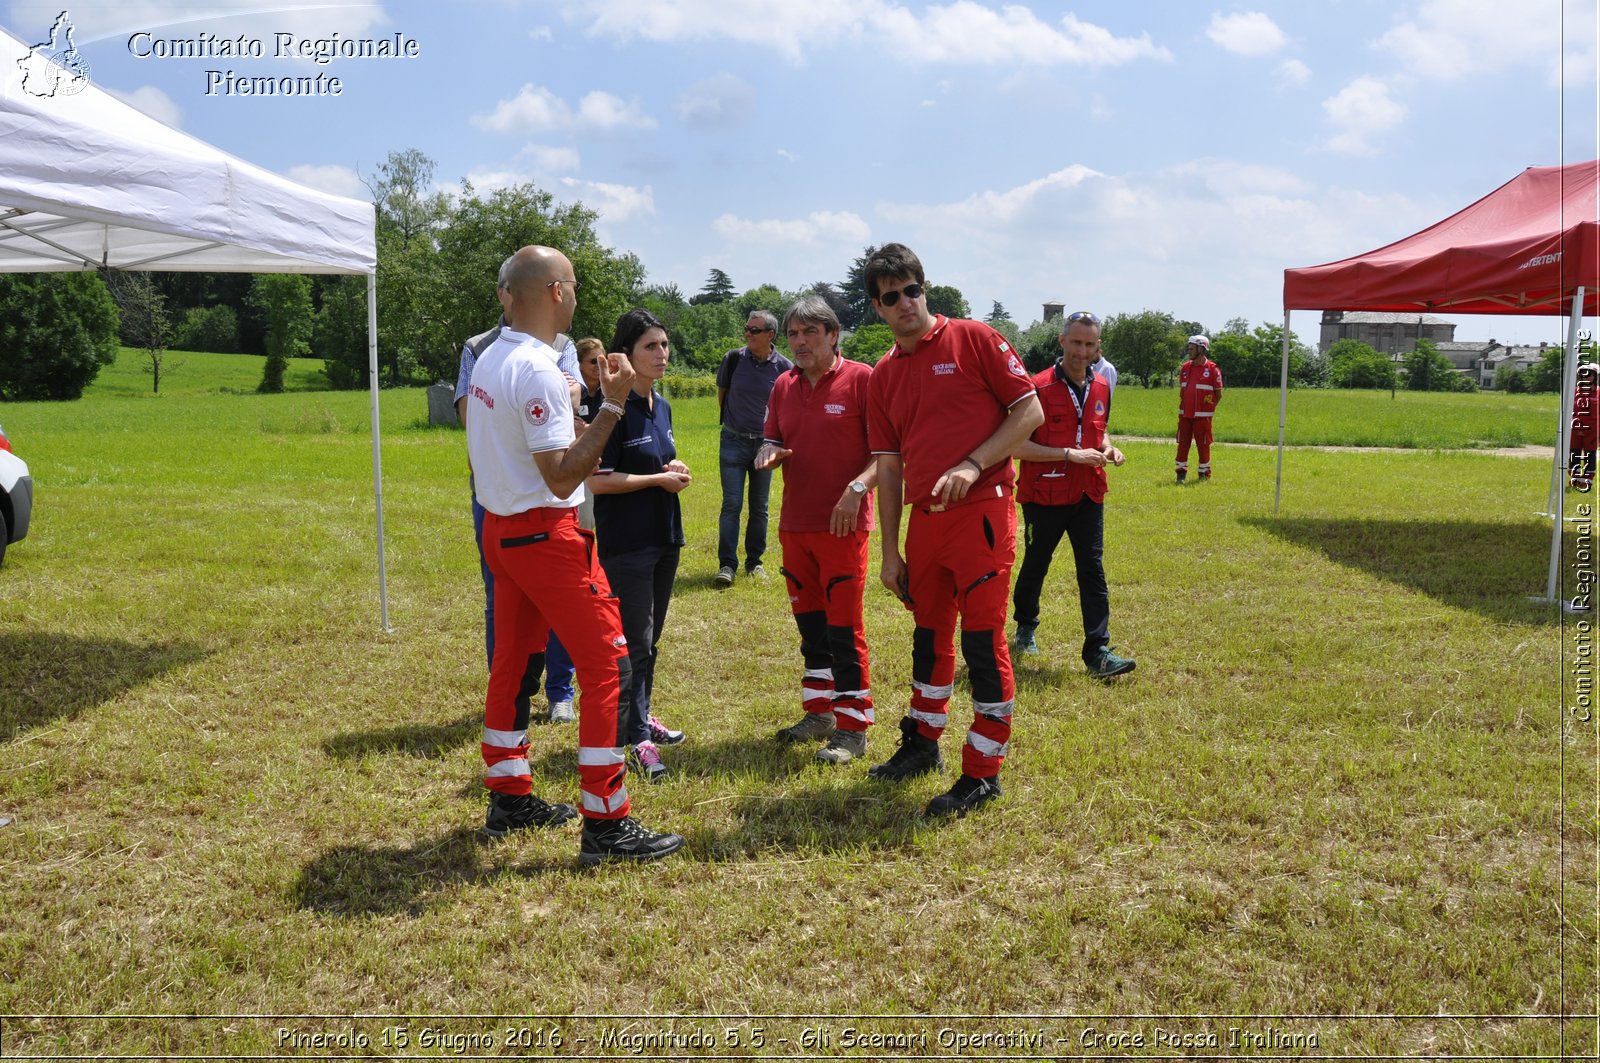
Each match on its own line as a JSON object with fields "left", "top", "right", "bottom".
{"left": 600, "top": 543, "right": 680, "bottom": 746}
{"left": 718, "top": 429, "right": 772, "bottom": 571}
{"left": 1011, "top": 499, "right": 1111, "bottom": 665}
{"left": 473, "top": 490, "right": 575, "bottom": 701}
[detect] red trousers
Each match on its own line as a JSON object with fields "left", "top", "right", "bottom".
{"left": 481, "top": 507, "right": 629, "bottom": 821}
{"left": 780, "top": 528, "right": 873, "bottom": 732}
{"left": 903, "top": 493, "right": 1015, "bottom": 779}
{"left": 1176, "top": 415, "right": 1213, "bottom": 470}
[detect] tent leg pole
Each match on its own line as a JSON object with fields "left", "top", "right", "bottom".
{"left": 368, "top": 271, "right": 392, "bottom": 633}
{"left": 1541, "top": 286, "right": 1586, "bottom": 606}
{"left": 1274, "top": 311, "right": 1291, "bottom": 514}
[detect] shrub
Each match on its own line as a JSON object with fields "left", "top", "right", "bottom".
{"left": 174, "top": 304, "right": 239, "bottom": 353}
{"left": 0, "top": 272, "right": 121, "bottom": 400}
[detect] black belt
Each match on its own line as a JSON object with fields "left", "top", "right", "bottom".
{"left": 724, "top": 428, "right": 764, "bottom": 441}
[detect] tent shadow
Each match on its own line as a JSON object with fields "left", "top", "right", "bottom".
{"left": 323, "top": 714, "right": 479, "bottom": 760}
{"left": 0, "top": 630, "right": 209, "bottom": 744}
{"left": 1242, "top": 516, "right": 1561, "bottom": 623}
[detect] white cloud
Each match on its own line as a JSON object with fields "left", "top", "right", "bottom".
{"left": 472, "top": 84, "right": 655, "bottom": 135}
{"left": 1205, "top": 11, "right": 1287, "bottom": 56}
{"left": 108, "top": 85, "right": 180, "bottom": 127}
{"left": 1321, "top": 77, "right": 1406, "bottom": 155}
{"left": 518, "top": 144, "right": 582, "bottom": 173}
{"left": 570, "top": 1, "right": 1170, "bottom": 66}
{"left": 776, "top": 148, "right": 799, "bottom": 161}
{"left": 285, "top": 163, "right": 364, "bottom": 199}
{"left": 558, "top": 178, "right": 655, "bottom": 222}
{"left": 1278, "top": 58, "right": 1311, "bottom": 87}
{"left": 529, "top": 25, "right": 553, "bottom": 41}
{"left": 675, "top": 74, "right": 756, "bottom": 128}
{"left": 880, "top": 165, "right": 1099, "bottom": 226}
{"left": 1375, "top": 0, "right": 1574, "bottom": 81}
{"left": 712, "top": 210, "right": 870, "bottom": 245}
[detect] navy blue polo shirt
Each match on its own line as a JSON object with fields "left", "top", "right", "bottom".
{"left": 594, "top": 388, "right": 685, "bottom": 559}
{"left": 718, "top": 346, "right": 793, "bottom": 436}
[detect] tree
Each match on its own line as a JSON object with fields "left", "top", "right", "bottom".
{"left": 0, "top": 272, "right": 120, "bottom": 400}
{"left": 1327, "top": 339, "right": 1397, "bottom": 389}
{"left": 671, "top": 300, "right": 744, "bottom": 371}
{"left": 807, "top": 281, "right": 851, "bottom": 328}
{"left": 1102, "top": 309, "right": 1178, "bottom": 386}
{"left": 924, "top": 283, "right": 969, "bottom": 320}
{"left": 1523, "top": 345, "right": 1567, "bottom": 393}
{"left": 1252, "top": 323, "right": 1316, "bottom": 387}
{"left": 174, "top": 304, "right": 239, "bottom": 353}
{"left": 109, "top": 271, "right": 174, "bottom": 394}
{"left": 250, "top": 274, "right": 314, "bottom": 393}
{"left": 366, "top": 149, "right": 450, "bottom": 385}
{"left": 1220, "top": 316, "right": 1251, "bottom": 337}
{"left": 693, "top": 268, "right": 735, "bottom": 304}
{"left": 315, "top": 275, "right": 369, "bottom": 389}
{"left": 1493, "top": 361, "right": 1527, "bottom": 393}
{"left": 841, "top": 323, "right": 895, "bottom": 366}
{"left": 986, "top": 300, "right": 1011, "bottom": 327}
{"left": 735, "top": 284, "right": 786, "bottom": 320}
{"left": 1017, "top": 316, "right": 1064, "bottom": 373}
{"left": 1402, "top": 338, "right": 1459, "bottom": 392}
{"left": 838, "top": 246, "right": 873, "bottom": 330}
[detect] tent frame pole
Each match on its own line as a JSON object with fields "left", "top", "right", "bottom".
{"left": 1274, "top": 311, "right": 1291, "bottom": 514}
{"left": 368, "top": 271, "right": 392, "bottom": 633}
{"left": 1540, "top": 286, "right": 1587, "bottom": 605}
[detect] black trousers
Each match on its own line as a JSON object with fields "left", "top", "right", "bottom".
{"left": 1011, "top": 499, "right": 1110, "bottom": 665}
{"left": 599, "top": 543, "right": 681, "bottom": 746}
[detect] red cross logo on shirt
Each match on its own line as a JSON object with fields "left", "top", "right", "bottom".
{"left": 525, "top": 397, "right": 551, "bottom": 426}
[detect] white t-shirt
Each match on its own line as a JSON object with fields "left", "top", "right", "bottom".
{"left": 465, "top": 328, "right": 581, "bottom": 516}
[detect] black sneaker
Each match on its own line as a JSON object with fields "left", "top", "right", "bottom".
{"left": 579, "top": 816, "right": 686, "bottom": 866}
{"left": 926, "top": 773, "right": 1002, "bottom": 818}
{"left": 866, "top": 716, "right": 943, "bottom": 782}
{"left": 481, "top": 791, "right": 578, "bottom": 839}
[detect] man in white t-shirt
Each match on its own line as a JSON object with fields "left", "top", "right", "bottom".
{"left": 465, "top": 244, "right": 682, "bottom": 865}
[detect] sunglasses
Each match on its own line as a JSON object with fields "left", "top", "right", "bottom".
{"left": 877, "top": 283, "right": 925, "bottom": 307}
{"left": 745, "top": 325, "right": 773, "bottom": 334}
{"left": 1066, "top": 310, "right": 1100, "bottom": 326}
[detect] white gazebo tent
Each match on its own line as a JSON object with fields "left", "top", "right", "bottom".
{"left": 0, "top": 27, "right": 391, "bottom": 628}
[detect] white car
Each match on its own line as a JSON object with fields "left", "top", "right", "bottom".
{"left": 0, "top": 424, "right": 31, "bottom": 566}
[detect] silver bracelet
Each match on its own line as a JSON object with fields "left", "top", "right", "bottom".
{"left": 600, "top": 400, "right": 625, "bottom": 419}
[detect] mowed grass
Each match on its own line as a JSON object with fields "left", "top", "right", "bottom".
{"left": 0, "top": 382, "right": 1591, "bottom": 1058}
{"left": 83, "top": 346, "right": 333, "bottom": 399}
{"left": 1107, "top": 384, "right": 1560, "bottom": 450}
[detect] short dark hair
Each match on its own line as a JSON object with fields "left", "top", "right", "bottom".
{"left": 610, "top": 308, "right": 666, "bottom": 358}
{"left": 863, "top": 243, "right": 925, "bottom": 302}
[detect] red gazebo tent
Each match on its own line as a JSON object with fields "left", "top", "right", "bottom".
{"left": 1280, "top": 160, "right": 1600, "bottom": 602}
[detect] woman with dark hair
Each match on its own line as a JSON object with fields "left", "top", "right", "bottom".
{"left": 588, "top": 309, "right": 692, "bottom": 781}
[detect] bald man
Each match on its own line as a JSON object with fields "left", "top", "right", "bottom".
{"left": 465, "top": 246, "right": 682, "bottom": 864}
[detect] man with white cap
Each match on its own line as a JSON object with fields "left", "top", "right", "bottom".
{"left": 1175, "top": 335, "right": 1222, "bottom": 483}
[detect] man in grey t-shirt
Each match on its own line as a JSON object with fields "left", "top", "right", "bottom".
{"left": 713, "top": 309, "right": 792, "bottom": 587}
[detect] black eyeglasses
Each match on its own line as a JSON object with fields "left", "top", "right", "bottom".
{"left": 1066, "top": 311, "right": 1100, "bottom": 325}
{"left": 745, "top": 325, "right": 773, "bottom": 334}
{"left": 877, "top": 283, "right": 925, "bottom": 307}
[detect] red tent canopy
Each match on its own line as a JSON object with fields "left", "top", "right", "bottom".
{"left": 1283, "top": 160, "right": 1600, "bottom": 316}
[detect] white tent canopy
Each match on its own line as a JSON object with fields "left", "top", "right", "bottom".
{"left": 0, "top": 25, "right": 391, "bottom": 626}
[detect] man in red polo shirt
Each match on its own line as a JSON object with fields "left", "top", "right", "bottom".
{"left": 466, "top": 244, "right": 682, "bottom": 865}
{"left": 864, "top": 243, "right": 1043, "bottom": 818}
{"left": 756, "top": 295, "right": 878, "bottom": 764}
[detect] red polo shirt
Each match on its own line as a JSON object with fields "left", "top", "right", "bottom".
{"left": 867, "top": 316, "right": 1037, "bottom": 509}
{"left": 764, "top": 356, "right": 875, "bottom": 534}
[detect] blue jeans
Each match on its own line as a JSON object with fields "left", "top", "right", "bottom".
{"left": 473, "top": 490, "right": 575, "bottom": 701}
{"left": 717, "top": 429, "right": 772, "bottom": 571}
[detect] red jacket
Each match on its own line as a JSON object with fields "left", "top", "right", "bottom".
{"left": 1017, "top": 362, "right": 1111, "bottom": 506}
{"left": 1179, "top": 357, "right": 1223, "bottom": 418}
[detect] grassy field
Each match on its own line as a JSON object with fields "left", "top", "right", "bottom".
{"left": 1107, "top": 384, "right": 1559, "bottom": 450}
{"left": 82, "top": 346, "right": 334, "bottom": 400}
{"left": 0, "top": 380, "right": 1592, "bottom": 1059}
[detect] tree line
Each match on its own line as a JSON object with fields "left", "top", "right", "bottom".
{"left": 0, "top": 147, "right": 1575, "bottom": 400}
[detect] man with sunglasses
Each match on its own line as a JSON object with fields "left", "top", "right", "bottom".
{"left": 1011, "top": 312, "right": 1135, "bottom": 679}
{"left": 863, "top": 243, "right": 1043, "bottom": 818}
{"left": 714, "top": 310, "right": 793, "bottom": 587}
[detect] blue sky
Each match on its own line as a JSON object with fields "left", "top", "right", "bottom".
{"left": 5, "top": 0, "right": 1598, "bottom": 345}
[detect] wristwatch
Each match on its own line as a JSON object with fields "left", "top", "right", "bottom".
{"left": 847, "top": 479, "right": 868, "bottom": 495}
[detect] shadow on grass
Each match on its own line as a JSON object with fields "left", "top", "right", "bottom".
{"left": 1243, "top": 516, "right": 1562, "bottom": 623}
{"left": 323, "top": 714, "right": 479, "bottom": 760}
{"left": 0, "top": 631, "right": 209, "bottom": 743}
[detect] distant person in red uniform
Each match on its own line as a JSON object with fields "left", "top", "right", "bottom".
{"left": 1175, "top": 335, "right": 1223, "bottom": 483}
{"left": 756, "top": 295, "right": 879, "bottom": 764}
{"left": 1572, "top": 363, "right": 1597, "bottom": 490}
{"left": 464, "top": 244, "right": 682, "bottom": 865}
{"left": 864, "top": 243, "right": 1043, "bottom": 818}
{"left": 1010, "top": 311, "right": 1134, "bottom": 678}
